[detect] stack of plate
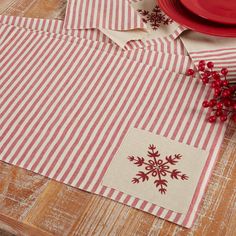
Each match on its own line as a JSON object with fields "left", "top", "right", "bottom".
{"left": 159, "top": 0, "right": 236, "bottom": 37}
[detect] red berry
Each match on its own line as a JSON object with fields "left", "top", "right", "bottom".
{"left": 223, "top": 99, "right": 232, "bottom": 107}
{"left": 222, "top": 80, "right": 229, "bottom": 86}
{"left": 220, "top": 115, "right": 227, "bottom": 122}
{"left": 187, "top": 69, "right": 195, "bottom": 76}
{"left": 207, "top": 62, "right": 214, "bottom": 69}
{"left": 202, "top": 76, "right": 209, "bottom": 84}
{"left": 213, "top": 73, "right": 221, "bottom": 81}
{"left": 199, "top": 60, "right": 206, "bottom": 66}
{"left": 231, "top": 86, "right": 236, "bottom": 92}
{"left": 216, "top": 102, "right": 223, "bottom": 109}
{"left": 214, "top": 88, "right": 221, "bottom": 97}
{"left": 233, "top": 103, "right": 236, "bottom": 110}
{"left": 221, "top": 68, "right": 228, "bottom": 76}
{"left": 222, "top": 89, "right": 231, "bottom": 97}
{"left": 198, "top": 65, "right": 205, "bottom": 71}
{"left": 208, "top": 115, "right": 217, "bottom": 123}
{"left": 209, "top": 99, "right": 217, "bottom": 107}
{"left": 203, "top": 70, "right": 211, "bottom": 77}
{"left": 211, "top": 82, "right": 217, "bottom": 88}
{"left": 215, "top": 109, "right": 223, "bottom": 117}
{"left": 202, "top": 101, "right": 209, "bottom": 108}
{"left": 216, "top": 80, "right": 222, "bottom": 87}
{"left": 211, "top": 71, "right": 217, "bottom": 76}
{"left": 215, "top": 88, "right": 221, "bottom": 93}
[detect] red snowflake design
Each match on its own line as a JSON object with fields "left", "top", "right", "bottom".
{"left": 138, "top": 6, "right": 173, "bottom": 30}
{"left": 128, "top": 145, "right": 189, "bottom": 194}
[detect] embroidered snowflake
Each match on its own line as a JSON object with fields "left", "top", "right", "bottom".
{"left": 138, "top": 6, "right": 173, "bottom": 30}
{"left": 128, "top": 144, "right": 189, "bottom": 194}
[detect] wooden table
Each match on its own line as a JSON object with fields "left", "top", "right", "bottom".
{"left": 0, "top": 1, "right": 236, "bottom": 235}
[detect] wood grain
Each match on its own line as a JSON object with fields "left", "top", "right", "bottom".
{"left": 0, "top": 1, "right": 236, "bottom": 235}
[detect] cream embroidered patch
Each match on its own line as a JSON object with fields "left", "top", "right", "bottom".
{"left": 102, "top": 128, "right": 209, "bottom": 214}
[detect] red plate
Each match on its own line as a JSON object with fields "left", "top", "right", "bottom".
{"left": 158, "top": 0, "right": 236, "bottom": 37}
{"left": 180, "top": 0, "right": 236, "bottom": 25}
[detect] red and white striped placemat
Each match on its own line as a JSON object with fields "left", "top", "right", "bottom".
{"left": 0, "top": 22, "right": 226, "bottom": 228}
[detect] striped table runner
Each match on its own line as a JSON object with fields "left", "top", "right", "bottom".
{"left": 0, "top": 22, "right": 226, "bottom": 228}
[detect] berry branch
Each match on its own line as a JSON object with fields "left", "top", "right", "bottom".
{"left": 187, "top": 61, "right": 236, "bottom": 123}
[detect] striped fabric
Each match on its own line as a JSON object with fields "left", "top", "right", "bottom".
{"left": 64, "top": 0, "right": 146, "bottom": 30}
{"left": 0, "top": 23, "right": 226, "bottom": 228}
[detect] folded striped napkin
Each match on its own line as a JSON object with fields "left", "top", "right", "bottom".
{"left": 0, "top": 21, "right": 226, "bottom": 228}
{"left": 181, "top": 31, "right": 236, "bottom": 82}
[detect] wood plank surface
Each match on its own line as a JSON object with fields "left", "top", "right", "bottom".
{"left": 0, "top": 1, "right": 236, "bottom": 235}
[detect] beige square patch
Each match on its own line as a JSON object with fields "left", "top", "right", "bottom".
{"left": 102, "top": 128, "right": 209, "bottom": 214}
